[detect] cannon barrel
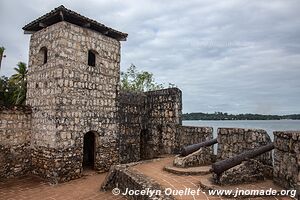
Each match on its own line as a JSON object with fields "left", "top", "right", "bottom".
{"left": 180, "top": 138, "right": 218, "bottom": 157}
{"left": 212, "top": 143, "right": 274, "bottom": 175}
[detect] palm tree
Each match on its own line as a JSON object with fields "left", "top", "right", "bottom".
{"left": 10, "top": 62, "right": 27, "bottom": 105}
{"left": 0, "top": 47, "right": 5, "bottom": 71}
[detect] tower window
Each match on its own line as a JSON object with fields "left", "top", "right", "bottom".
{"left": 88, "top": 50, "right": 96, "bottom": 67}
{"left": 38, "top": 47, "right": 48, "bottom": 65}
{"left": 43, "top": 48, "right": 47, "bottom": 64}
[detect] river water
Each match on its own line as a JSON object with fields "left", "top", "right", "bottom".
{"left": 182, "top": 120, "right": 300, "bottom": 141}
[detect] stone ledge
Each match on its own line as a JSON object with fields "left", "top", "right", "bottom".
{"left": 101, "top": 163, "right": 175, "bottom": 200}
{"left": 164, "top": 165, "right": 211, "bottom": 175}
{"left": 213, "top": 159, "right": 273, "bottom": 185}
{"left": 0, "top": 106, "right": 32, "bottom": 112}
{"left": 173, "top": 147, "right": 214, "bottom": 168}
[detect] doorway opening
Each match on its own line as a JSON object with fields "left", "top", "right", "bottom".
{"left": 83, "top": 131, "right": 95, "bottom": 169}
{"left": 140, "top": 128, "right": 149, "bottom": 160}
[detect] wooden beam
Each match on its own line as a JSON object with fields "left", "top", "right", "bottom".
{"left": 119, "top": 37, "right": 127, "bottom": 41}
{"left": 39, "top": 22, "right": 47, "bottom": 28}
{"left": 59, "top": 11, "right": 64, "bottom": 21}
{"left": 83, "top": 23, "right": 91, "bottom": 28}
{"left": 24, "top": 30, "right": 36, "bottom": 34}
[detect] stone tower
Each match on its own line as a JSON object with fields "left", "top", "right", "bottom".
{"left": 23, "top": 6, "right": 127, "bottom": 182}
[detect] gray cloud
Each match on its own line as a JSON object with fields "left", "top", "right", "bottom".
{"left": 1, "top": 0, "right": 299, "bottom": 114}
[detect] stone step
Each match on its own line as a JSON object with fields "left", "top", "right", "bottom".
{"left": 163, "top": 165, "right": 211, "bottom": 175}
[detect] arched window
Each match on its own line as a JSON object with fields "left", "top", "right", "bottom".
{"left": 38, "top": 47, "right": 48, "bottom": 65}
{"left": 88, "top": 50, "right": 96, "bottom": 67}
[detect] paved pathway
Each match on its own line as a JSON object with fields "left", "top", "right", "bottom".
{"left": 0, "top": 170, "right": 124, "bottom": 200}
{"left": 132, "top": 157, "right": 294, "bottom": 200}
{"left": 0, "top": 158, "right": 295, "bottom": 200}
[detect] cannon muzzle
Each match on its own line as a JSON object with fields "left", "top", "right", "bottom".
{"left": 180, "top": 138, "right": 218, "bottom": 157}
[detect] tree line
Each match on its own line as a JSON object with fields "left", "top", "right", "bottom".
{"left": 182, "top": 112, "right": 300, "bottom": 120}
{"left": 120, "top": 64, "right": 176, "bottom": 92}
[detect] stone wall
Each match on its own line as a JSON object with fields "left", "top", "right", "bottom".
{"left": 175, "top": 126, "right": 213, "bottom": 154}
{"left": 27, "top": 21, "right": 120, "bottom": 182}
{"left": 273, "top": 131, "right": 300, "bottom": 197}
{"left": 143, "top": 88, "right": 182, "bottom": 158}
{"left": 0, "top": 107, "right": 32, "bottom": 179}
{"left": 118, "top": 91, "right": 146, "bottom": 163}
{"left": 117, "top": 88, "right": 214, "bottom": 163}
{"left": 117, "top": 88, "right": 181, "bottom": 161}
{"left": 217, "top": 128, "right": 272, "bottom": 166}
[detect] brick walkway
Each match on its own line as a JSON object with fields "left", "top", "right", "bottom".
{"left": 132, "top": 157, "right": 294, "bottom": 200}
{"left": 0, "top": 170, "right": 125, "bottom": 200}
{"left": 0, "top": 158, "right": 295, "bottom": 200}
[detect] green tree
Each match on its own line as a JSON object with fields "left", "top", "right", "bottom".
{"left": 0, "top": 76, "right": 9, "bottom": 105}
{"left": 10, "top": 62, "right": 28, "bottom": 105}
{"left": 0, "top": 76, "right": 17, "bottom": 106}
{"left": 120, "top": 64, "right": 163, "bottom": 92}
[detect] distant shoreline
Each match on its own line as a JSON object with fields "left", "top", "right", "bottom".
{"left": 182, "top": 112, "right": 300, "bottom": 121}
{"left": 183, "top": 119, "right": 300, "bottom": 121}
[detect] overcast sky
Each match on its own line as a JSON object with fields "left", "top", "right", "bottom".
{"left": 1, "top": 0, "right": 299, "bottom": 114}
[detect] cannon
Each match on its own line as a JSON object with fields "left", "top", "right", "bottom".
{"left": 180, "top": 138, "right": 218, "bottom": 157}
{"left": 211, "top": 143, "right": 274, "bottom": 175}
